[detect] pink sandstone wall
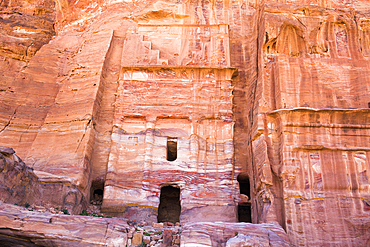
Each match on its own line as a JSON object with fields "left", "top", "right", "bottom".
{"left": 1, "top": 0, "right": 370, "bottom": 245}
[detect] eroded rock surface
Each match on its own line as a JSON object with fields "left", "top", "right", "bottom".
{"left": 0, "top": 146, "right": 39, "bottom": 206}
{"left": 0, "top": 146, "right": 87, "bottom": 216}
{"left": 0, "top": 203, "right": 289, "bottom": 247}
{"left": 0, "top": 1, "right": 56, "bottom": 62}
{"left": 0, "top": 0, "right": 56, "bottom": 91}
{"left": 256, "top": 2, "right": 370, "bottom": 246}
{"left": 0, "top": 202, "right": 129, "bottom": 246}
{"left": 181, "top": 222, "right": 289, "bottom": 247}
{"left": 0, "top": 0, "right": 370, "bottom": 246}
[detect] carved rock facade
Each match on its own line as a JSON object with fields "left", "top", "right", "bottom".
{"left": 0, "top": 0, "right": 370, "bottom": 246}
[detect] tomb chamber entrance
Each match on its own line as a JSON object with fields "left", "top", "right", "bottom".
{"left": 90, "top": 180, "right": 104, "bottom": 205}
{"left": 237, "top": 173, "right": 252, "bottom": 223}
{"left": 157, "top": 186, "right": 181, "bottom": 223}
{"left": 99, "top": 24, "right": 237, "bottom": 223}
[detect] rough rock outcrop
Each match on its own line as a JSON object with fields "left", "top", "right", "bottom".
{"left": 0, "top": 0, "right": 56, "bottom": 95}
{"left": 0, "top": 1, "right": 55, "bottom": 62}
{"left": 0, "top": 146, "right": 39, "bottom": 206}
{"left": 0, "top": 202, "right": 128, "bottom": 246}
{"left": 0, "top": 202, "right": 289, "bottom": 247}
{"left": 181, "top": 222, "right": 289, "bottom": 247}
{"left": 0, "top": 146, "right": 87, "bottom": 215}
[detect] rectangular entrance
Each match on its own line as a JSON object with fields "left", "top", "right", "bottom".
{"left": 157, "top": 186, "right": 181, "bottom": 223}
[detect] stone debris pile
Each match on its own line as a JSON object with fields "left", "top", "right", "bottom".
{"left": 127, "top": 222, "right": 181, "bottom": 247}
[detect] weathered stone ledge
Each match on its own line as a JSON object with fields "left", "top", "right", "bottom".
{"left": 0, "top": 202, "right": 290, "bottom": 247}
{"left": 283, "top": 194, "right": 370, "bottom": 201}
{"left": 283, "top": 123, "right": 370, "bottom": 129}
{"left": 267, "top": 107, "right": 370, "bottom": 114}
{"left": 292, "top": 145, "right": 370, "bottom": 151}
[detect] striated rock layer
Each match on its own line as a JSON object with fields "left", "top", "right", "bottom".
{"left": 257, "top": 2, "right": 370, "bottom": 245}
{"left": 0, "top": 146, "right": 87, "bottom": 215}
{"left": 0, "top": 202, "right": 289, "bottom": 246}
{"left": 0, "top": 202, "right": 129, "bottom": 246}
{"left": 0, "top": 0, "right": 370, "bottom": 246}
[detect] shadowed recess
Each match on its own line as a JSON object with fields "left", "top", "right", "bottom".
{"left": 237, "top": 173, "right": 252, "bottom": 223}
{"left": 167, "top": 138, "right": 177, "bottom": 162}
{"left": 90, "top": 180, "right": 104, "bottom": 205}
{"left": 157, "top": 186, "right": 181, "bottom": 223}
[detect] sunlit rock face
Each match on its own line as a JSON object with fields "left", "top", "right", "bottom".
{"left": 257, "top": 1, "right": 370, "bottom": 246}
{"left": 0, "top": 0, "right": 56, "bottom": 63}
{"left": 97, "top": 25, "right": 236, "bottom": 222}
{"left": 0, "top": 146, "right": 86, "bottom": 215}
{"left": 0, "top": 0, "right": 370, "bottom": 246}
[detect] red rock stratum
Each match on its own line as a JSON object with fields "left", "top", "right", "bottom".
{"left": 1, "top": 0, "right": 370, "bottom": 246}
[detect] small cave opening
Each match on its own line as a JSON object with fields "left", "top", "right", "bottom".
{"left": 167, "top": 138, "right": 177, "bottom": 161}
{"left": 237, "top": 173, "right": 252, "bottom": 223}
{"left": 157, "top": 186, "right": 181, "bottom": 223}
{"left": 90, "top": 180, "right": 104, "bottom": 205}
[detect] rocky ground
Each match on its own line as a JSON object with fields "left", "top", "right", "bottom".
{"left": 0, "top": 201, "right": 290, "bottom": 247}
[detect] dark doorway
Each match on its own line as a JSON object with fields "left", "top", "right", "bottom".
{"left": 167, "top": 138, "right": 177, "bottom": 161}
{"left": 157, "top": 186, "right": 181, "bottom": 223}
{"left": 90, "top": 180, "right": 104, "bottom": 205}
{"left": 237, "top": 173, "right": 252, "bottom": 222}
{"left": 238, "top": 175, "right": 250, "bottom": 197}
{"left": 238, "top": 204, "right": 252, "bottom": 222}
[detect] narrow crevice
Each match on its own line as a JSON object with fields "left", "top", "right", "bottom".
{"left": 75, "top": 119, "right": 91, "bottom": 152}
{"left": 0, "top": 107, "right": 17, "bottom": 134}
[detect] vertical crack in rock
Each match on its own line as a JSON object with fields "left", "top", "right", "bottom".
{"left": 0, "top": 107, "right": 17, "bottom": 134}
{"left": 90, "top": 26, "right": 130, "bottom": 185}
{"left": 75, "top": 118, "right": 92, "bottom": 153}
{"left": 262, "top": 114, "right": 276, "bottom": 175}
{"left": 249, "top": 1, "right": 266, "bottom": 224}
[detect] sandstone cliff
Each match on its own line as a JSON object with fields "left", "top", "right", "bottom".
{"left": 0, "top": 0, "right": 370, "bottom": 246}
